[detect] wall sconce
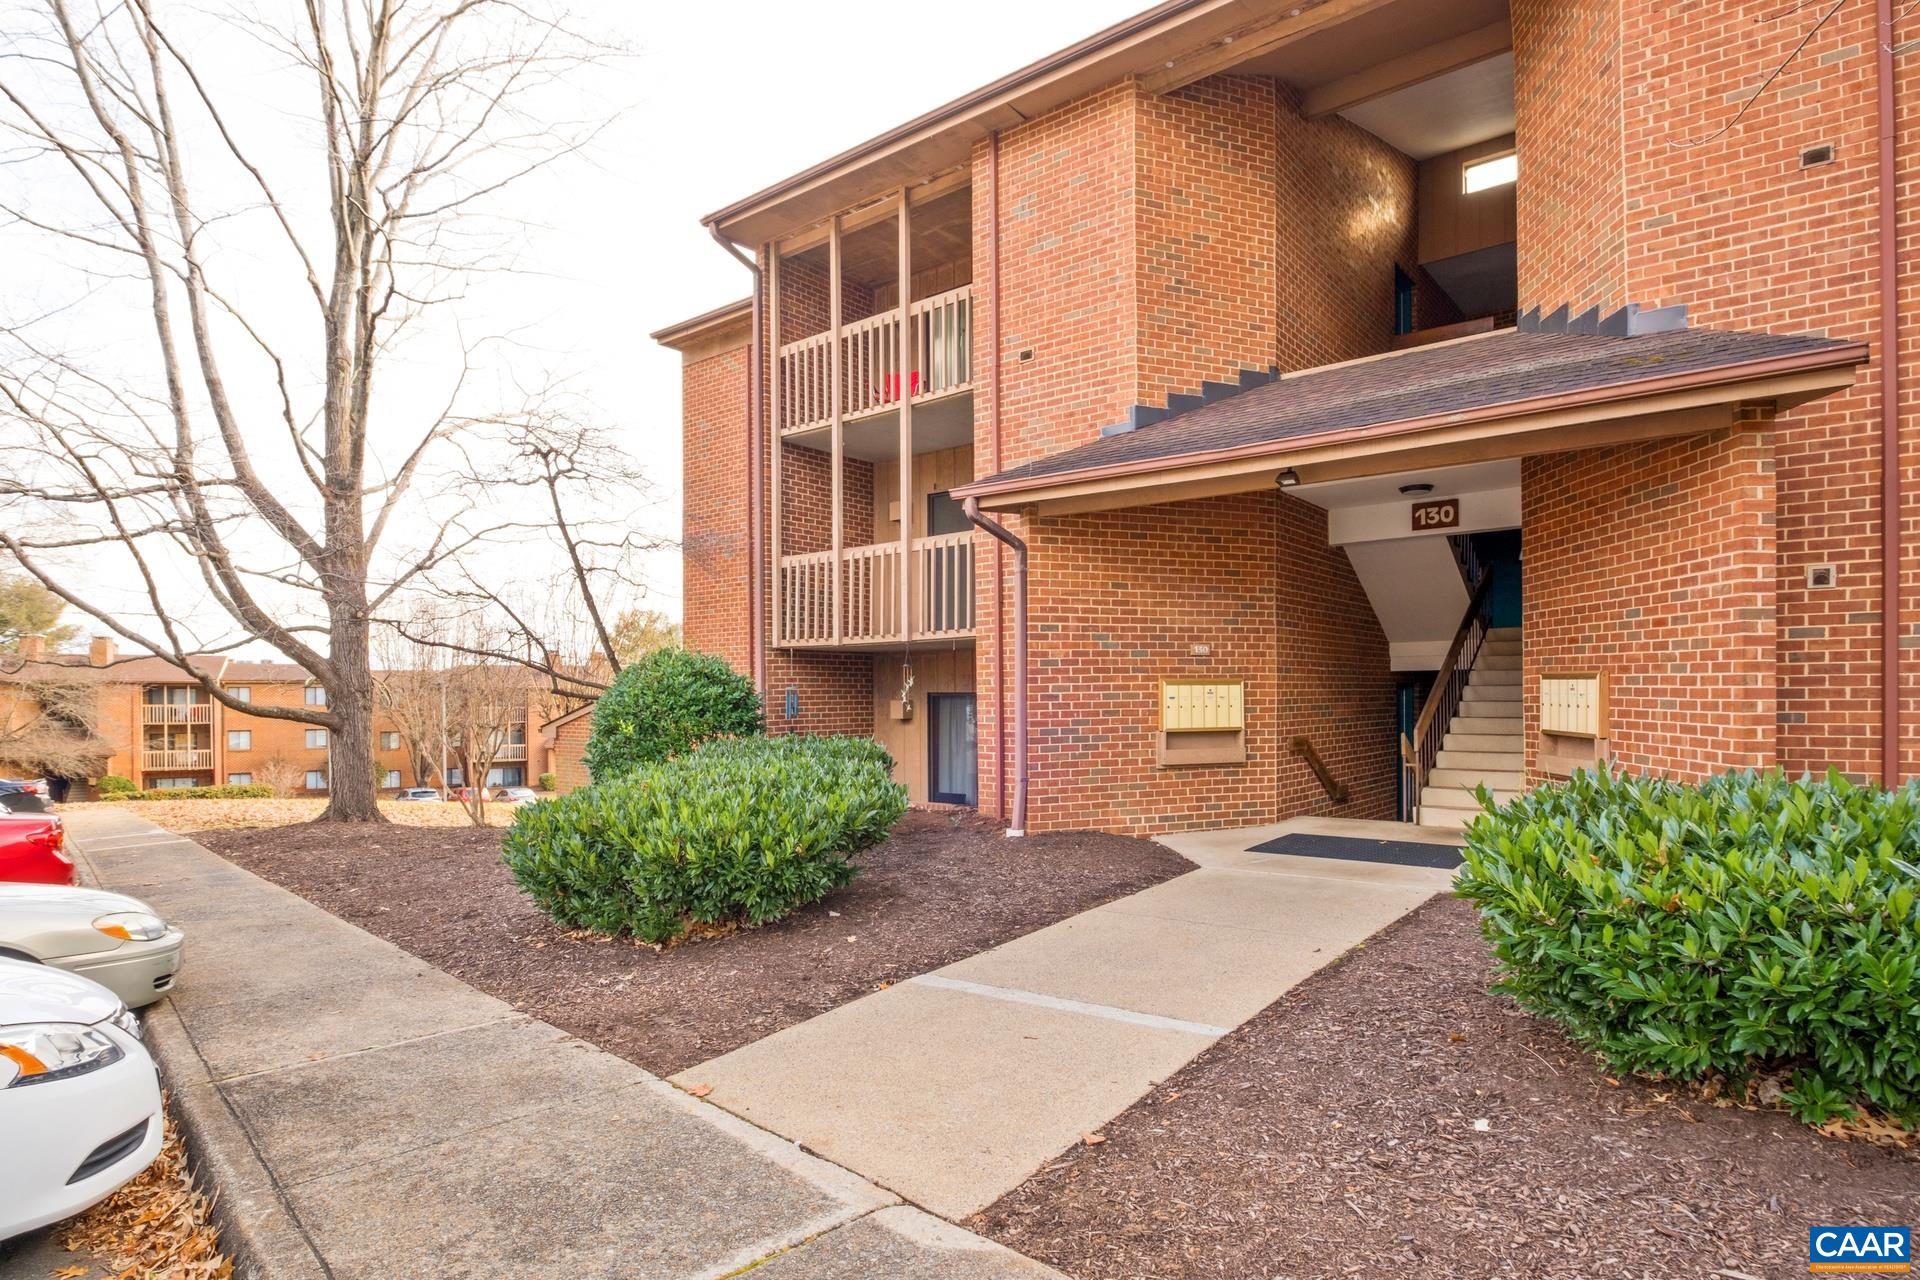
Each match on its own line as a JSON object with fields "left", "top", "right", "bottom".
{"left": 1276, "top": 468, "right": 1300, "bottom": 488}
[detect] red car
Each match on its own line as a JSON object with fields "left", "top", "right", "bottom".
{"left": 0, "top": 813, "right": 74, "bottom": 885}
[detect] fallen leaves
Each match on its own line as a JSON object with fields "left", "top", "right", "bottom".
{"left": 60, "top": 1097, "right": 231, "bottom": 1279}
{"left": 1082, "top": 1132, "right": 1107, "bottom": 1146}
{"left": 63, "top": 797, "right": 512, "bottom": 832}
{"left": 685, "top": 1083, "right": 713, "bottom": 1098}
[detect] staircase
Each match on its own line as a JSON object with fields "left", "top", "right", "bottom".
{"left": 1417, "top": 627, "right": 1523, "bottom": 831}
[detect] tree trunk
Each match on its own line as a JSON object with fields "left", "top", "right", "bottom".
{"left": 321, "top": 611, "right": 386, "bottom": 822}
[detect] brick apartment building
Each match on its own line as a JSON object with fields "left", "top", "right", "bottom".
{"left": 659, "top": 0, "right": 1915, "bottom": 836}
{"left": 0, "top": 636, "right": 555, "bottom": 798}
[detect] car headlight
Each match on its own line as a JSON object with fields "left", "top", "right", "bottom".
{"left": 93, "top": 910, "right": 168, "bottom": 942}
{"left": 0, "top": 1023, "right": 125, "bottom": 1087}
{"left": 109, "top": 1004, "right": 142, "bottom": 1042}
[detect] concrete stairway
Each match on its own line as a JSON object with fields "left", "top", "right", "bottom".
{"left": 1418, "top": 627, "right": 1523, "bottom": 831}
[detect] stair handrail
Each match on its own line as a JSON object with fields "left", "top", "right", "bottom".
{"left": 1401, "top": 571, "right": 1496, "bottom": 824}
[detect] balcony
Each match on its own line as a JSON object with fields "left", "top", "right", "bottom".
{"left": 142, "top": 748, "right": 213, "bottom": 770}
{"left": 779, "top": 532, "right": 975, "bottom": 649}
{"left": 142, "top": 703, "right": 210, "bottom": 724}
{"left": 776, "top": 284, "right": 973, "bottom": 439}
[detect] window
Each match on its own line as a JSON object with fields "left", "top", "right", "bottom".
{"left": 151, "top": 776, "right": 201, "bottom": 789}
{"left": 508, "top": 724, "right": 526, "bottom": 746}
{"left": 486, "top": 766, "right": 525, "bottom": 787}
{"left": 446, "top": 767, "right": 464, "bottom": 786}
{"left": 1462, "top": 150, "right": 1517, "bottom": 194}
{"left": 380, "top": 731, "right": 401, "bottom": 751}
{"left": 226, "top": 730, "right": 252, "bottom": 750}
{"left": 227, "top": 773, "right": 252, "bottom": 785}
{"left": 305, "top": 728, "right": 328, "bottom": 749}
{"left": 383, "top": 770, "right": 402, "bottom": 788}
{"left": 1393, "top": 265, "right": 1415, "bottom": 337}
{"left": 305, "top": 770, "right": 327, "bottom": 791}
{"left": 229, "top": 686, "right": 252, "bottom": 704}
{"left": 927, "top": 490, "right": 970, "bottom": 536}
{"left": 304, "top": 685, "right": 327, "bottom": 706}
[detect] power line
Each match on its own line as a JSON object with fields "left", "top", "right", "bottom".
{"left": 1671, "top": 0, "right": 1851, "bottom": 148}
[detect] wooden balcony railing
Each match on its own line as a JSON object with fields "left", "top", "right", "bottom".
{"left": 776, "top": 284, "right": 973, "bottom": 436}
{"left": 778, "top": 532, "right": 975, "bottom": 648}
{"left": 141, "top": 703, "right": 210, "bottom": 724}
{"left": 141, "top": 748, "right": 213, "bottom": 770}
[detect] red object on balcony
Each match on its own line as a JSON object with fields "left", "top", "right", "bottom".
{"left": 882, "top": 371, "right": 922, "bottom": 401}
{"left": 0, "top": 814, "right": 74, "bottom": 884}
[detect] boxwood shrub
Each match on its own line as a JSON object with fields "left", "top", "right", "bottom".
{"left": 1456, "top": 769, "right": 1920, "bottom": 1125}
{"left": 102, "top": 782, "right": 276, "bottom": 802}
{"left": 584, "top": 647, "right": 763, "bottom": 783}
{"left": 502, "top": 735, "right": 906, "bottom": 943}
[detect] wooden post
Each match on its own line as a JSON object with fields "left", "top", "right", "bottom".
{"left": 766, "top": 243, "right": 782, "bottom": 651}
{"left": 897, "top": 190, "right": 913, "bottom": 644}
{"left": 829, "top": 215, "right": 844, "bottom": 645}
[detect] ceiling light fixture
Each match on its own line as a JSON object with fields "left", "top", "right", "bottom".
{"left": 1399, "top": 482, "right": 1434, "bottom": 496}
{"left": 1276, "top": 468, "right": 1301, "bottom": 488}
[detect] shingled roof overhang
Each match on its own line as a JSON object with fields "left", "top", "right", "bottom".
{"left": 952, "top": 327, "right": 1868, "bottom": 514}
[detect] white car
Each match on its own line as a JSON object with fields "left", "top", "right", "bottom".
{"left": 0, "top": 885, "right": 184, "bottom": 1009}
{"left": 0, "top": 957, "right": 163, "bottom": 1240}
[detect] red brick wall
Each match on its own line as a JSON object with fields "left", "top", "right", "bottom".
{"left": 552, "top": 715, "right": 591, "bottom": 794}
{"left": 1514, "top": 0, "right": 1914, "bottom": 782}
{"left": 1522, "top": 428, "right": 1779, "bottom": 779}
{"left": 1615, "top": 0, "right": 1907, "bottom": 781}
{"left": 1272, "top": 82, "right": 1433, "bottom": 369}
{"left": 1019, "top": 490, "right": 1393, "bottom": 835}
{"left": 681, "top": 345, "right": 752, "bottom": 672}
{"left": 1512, "top": 0, "right": 1625, "bottom": 310}
{"left": 1135, "top": 75, "right": 1279, "bottom": 400}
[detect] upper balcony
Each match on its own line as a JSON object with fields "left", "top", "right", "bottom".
{"left": 776, "top": 283, "right": 973, "bottom": 443}
{"left": 769, "top": 178, "right": 979, "bottom": 653}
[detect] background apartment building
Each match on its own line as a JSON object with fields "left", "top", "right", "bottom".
{"left": 1, "top": 635, "right": 555, "bottom": 797}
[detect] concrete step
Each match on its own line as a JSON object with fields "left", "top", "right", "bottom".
{"left": 1481, "top": 639, "right": 1523, "bottom": 655}
{"left": 1448, "top": 715, "right": 1521, "bottom": 736}
{"left": 1436, "top": 748, "right": 1525, "bottom": 772}
{"left": 1418, "top": 803, "right": 1482, "bottom": 832}
{"left": 1474, "top": 652, "right": 1522, "bottom": 671}
{"left": 1471, "top": 666, "right": 1521, "bottom": 685}
{"left": 1423, "top": 785, "right": 1518, "bottom": 810}
{"left": 1487, "top": 627, "right": 1522, "bottom": 641}
{"left": 1464, "top": 684, "right": 1521, "bottom": 704}
{"left": 1428, "top": 767, "right": 1524, "bottom": 790}
{"left": 1442, "top": 731, "right": 1523, "bottom": 754}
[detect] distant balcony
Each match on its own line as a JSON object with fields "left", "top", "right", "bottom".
{"left": 495, "top": 742, "right": 528, "bottom": 762}
{"left": 776, "top": 284, "right": 973, "bottom": 437}
{"left": 142, "top": 703, "right": 210, "bottom": 725}
{"left": 779, "top": 532, "right": 975, "bottom": 649}
{"left": 142, "top": 748, "right": 212, "bottom": 770}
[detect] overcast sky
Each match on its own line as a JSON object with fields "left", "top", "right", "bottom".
{"left": 0, "top": 0, "right": 1143, "bottom": 658}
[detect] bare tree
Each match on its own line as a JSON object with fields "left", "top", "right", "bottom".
{"left": 0, "top": 0, "right": 607, "bottom": 819}
{"left": 0, "top": 663, "right": 110, "bottom": 779}
{"left": 442, "top": 656, "right": 532, "bottom": 826}
{"left": 253, "top": 754, "right": 305, "bottom": 798}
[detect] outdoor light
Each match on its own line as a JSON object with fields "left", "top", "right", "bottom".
{"left": 1399, "top": 482, "right": 1434, "bottom": 495}
{"left": 1276, "top": 468, "right": 1300, "bottom": 488}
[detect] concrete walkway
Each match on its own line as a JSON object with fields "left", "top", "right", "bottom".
{"left": 676, "top": 816, "right": 1458, "bottom": 1219}
{"left": 62, "top": 809, "right": 1063, "bottom": 1280}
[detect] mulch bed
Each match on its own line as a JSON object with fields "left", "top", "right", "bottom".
{"left": 972, "top": 895, "right": 1920, "bottom": 1280}
{"left": 196, "top": 809, "right": 1190, "bottom": 1076}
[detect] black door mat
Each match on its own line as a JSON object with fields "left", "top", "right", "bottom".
{"left": 1247, "top": 832, "right": 1464, "bottom": 869}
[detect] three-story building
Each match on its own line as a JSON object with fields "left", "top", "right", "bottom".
{"left": 661, "top": 0, "right": 1913, "bottom": 835}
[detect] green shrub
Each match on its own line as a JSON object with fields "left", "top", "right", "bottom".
{"left": 96, "top": 774, "right": 135, "bottom": 795}
{"left": 123, "top": 783, "right": 276, "bottom": 801}
{"left": 1456, "top": 768, "right": 1920, "bottom": 1126}
{"left": 584, "top": 648, "right": 762, "bottom": 783}
{"left": 537, "top": 772, "right": 556, "bottom": 793}
{"left": 503, "top": 735, "right": 906, "bottom": 943}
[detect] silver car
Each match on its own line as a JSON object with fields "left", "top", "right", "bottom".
{"left": 0, "top": 885, "right": 184, "bottom": 1009}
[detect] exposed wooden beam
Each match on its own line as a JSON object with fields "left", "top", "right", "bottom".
{"left": 1139, "top": 0, "right": 1398, "bottom": 96}
{"left": 775, "top": 167, "right": 969, "bottom": 258}
{"left": 1302, "top": 20, "right": 1511, "bottom": 119}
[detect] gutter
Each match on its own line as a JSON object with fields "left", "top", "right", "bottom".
{"left": 953, "top": 342, "right": 1871, "bottom": 504}
{"left": 1876, "top": 0, "right": 1903, "bottom": 787}
{"left": 988, "top": 130, "right": 1007, "bottom": 827}
{"left": 709, "top": 226, "right": 768, "bottom": 697}
{"left": 964, "top": 497, "right": 1027, "bottom": 837}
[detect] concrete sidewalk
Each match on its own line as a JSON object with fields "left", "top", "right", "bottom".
{"left": 676, "top": 817, "right": 1457, "bottom": 1219}
{"left": 63, "top": 809, "right": 1063, "bottom": 1280}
